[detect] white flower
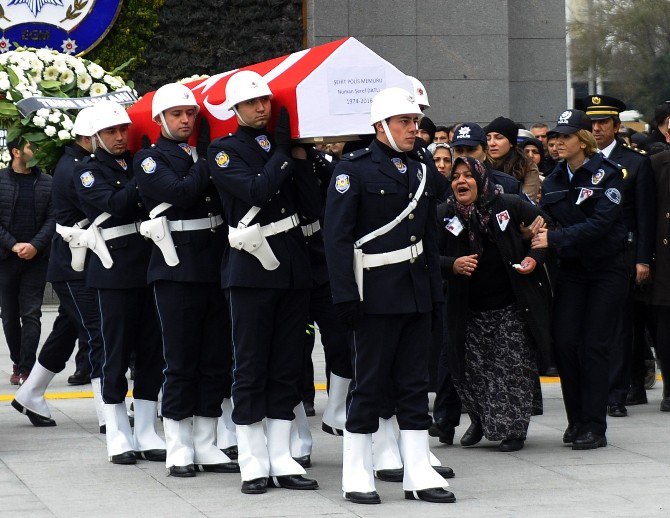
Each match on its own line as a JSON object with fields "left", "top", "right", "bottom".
{"left": 1, "top": 151, "right": 10, "bottom": 163}
{"left": 48, "top": 112, "right": 61, "bottom": 123}
{"left": 76, "top": 72, "right": 92, "bottom": 91}
{"left": 61, "top": 116, "right": 73, "bottom": 130}
{"left": 89, "top": 82, "right": 108, "bottom": 96}
{"left": 29, "top": 58, "right": 44, "bottom": 72}
{"left": 36, "top": 108, "right": 49, "bottom": 118}
{"left": 60, "top": 69, "right": 75, "bottom": 84}
{"left": 5, "top": 91, "right": 12, "bottom": 100}
{"left": 53, "top": 59, "right": 68, "bottom": 73}
{"left": 0, "top": 78, "right": 9, "bottom": 90}
{"left": 44, "top": 125, "right": 57, "bottom": 137}
{"left": 32, "top": 116, "right": 46, "bottom": 128}
{"left": 58, "top": 129, "right": 71, "bottom": 140}
{"left": 36, "top": 49, "right": 55, "bottom": 63}
{"left": 43, "top": 66, "right": 59, "bottom": 81}
{"left": 87, "top": 63, "right": 104, "bottom": 79}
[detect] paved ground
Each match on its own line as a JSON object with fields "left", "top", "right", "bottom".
{"left": 1, "top": 306, "right": 669, "bottom": 517}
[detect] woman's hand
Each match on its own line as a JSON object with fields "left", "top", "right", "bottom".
{"left": 514, "top": 256, "right": 537, "bottom": 275}
{"left": 520, "top": 215, "right": 545, "bottom": 240}
{"left": 452, "top": 254, "right": 479, "bottom": 276}
{"left": 531, "top": 227, "right": 548, "bottom": 249}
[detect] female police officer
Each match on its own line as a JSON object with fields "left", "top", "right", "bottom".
{"left": 532, "top": 109, "right": 628, "bottom": 450}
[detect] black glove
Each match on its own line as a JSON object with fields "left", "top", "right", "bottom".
{"left": 334, "top": 300, "right": 361, "bottom": 331}
{"left": 196, "top": 117, "right": 211, "bottom": 158}
{"left": 274, "top": 106, "right": 292, "bottom": 155}
{"left": 141, "top": 134, "right": 152, "bottom": 149}
{"left": 431, "top": 303, "right": 444, "bottom": 333}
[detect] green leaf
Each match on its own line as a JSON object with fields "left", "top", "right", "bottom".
{"left": 6, "top": 126, "right": 23, "bottom": 141}
{"left": 39, "top": 80, "right": 63, "bottom": 90}
{"left": 0, "top": 102, "right": 18, "bottom": 116}
{"left": 7, "top": 67, "right": 20, "bottom": 88}
{"left": 21, "top": 131, "right": 48, "bottom": 142}
{"left": 108, "top": 58, "right": 136, "bottom": 76}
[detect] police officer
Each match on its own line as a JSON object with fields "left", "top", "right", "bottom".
{"left": 532, "top": 109, "right": 628, "bottom": 449}
{"left": 133, "top": 83, "right": 237, "bottom": 477}
{"left": 324, "top": 87, "right": 454, "bottom": 505}
{"left": 75, "top": 101, "right": 165, "bottom": 465}
{"left": 208, "top": 71, "right": 321, "bottom": 494}
{"left": 12, "top": 108, "right": 104, "bottom": 431}
{"left": 576, "top": 95, "right": 656, "bottom": 417}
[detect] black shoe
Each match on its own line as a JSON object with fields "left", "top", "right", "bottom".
{"left": 168, "top": 465, "right": 196, "bottom": 477}
{"left": 195, "top": 462, "right": 240, "bottom": 473}
{"left": 135, "top": 449, "right": 166, "bottom": 462}
{"left": 499, "top": 438, "right": 525, "bottom": 452}
{"left": 460, "top": 419, "right": 483, "bottom": 447}
{"left": 429, "top": 421, "right": 455, "bottom": 445}
{"left": 544, "top": 366, "right": 559, "bottom": 377}
{"left": 626, "top": 387, "right": 648, "bottom": 405}
{"left": 221, "top": 446, "right": 238, "bottom": 460}
{"left": 99, "top": 425, "right": 106, "bottom": 434}
{"left": 303, "top": 401, "right": 315, "bottom": 417}
{"left": 268, "top": 474, "right": 318, "bottom": 490}
{"left": 110, "top": 451, "right": 137, "bottom": 464}
{"left": 404, "top": 488, "right": 456, "bottom": 503}
{"left": 572, "top": 432, "right": 607, "bottom": 450}
{"left": 563, "top": 424, "right": 579, "bottom": 444}
{"left": 661, "top": 398, "right": 670, "bottom": 412}
{"left": 608, "top": 404, "right": 628, "bottom": 417}
{"left": 293, "top": 455, "right": 311, "bottom": 468}
{"left": 644, "top": 360, "right": 657, "bottom": 389}
{"left": 241, "top": 477, "right": 268, "bottom": 494}
{"left": 321, "top": 422, "right": 343, "bottom": 436}
{"left": 433, "top": 465, "right": 455, "bottom": 479}
{"left": 67, "top": 370, "right": 90, "bottom": 386}
{"left": 11, "top": 399, "right": 56, "bottom": 427}
{"left": 374, "top": 468, "right": 403, "bottom": 482}
{"left": 344, "top": 491, "right": 381, "bottom": 504}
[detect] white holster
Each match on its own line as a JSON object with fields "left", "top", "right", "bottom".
{"left": 83, "top": 222, "right": 114, "bottom": 269}
{"left": 56, "top": 220, "right": 89, "bottom": 272}
{"left": 139, "top": 216, "right": 179, "bottom": 267}
{"left": 353, "top": 248, "right": 364, "bottom": 301}
{"left": 228, "top": 223, "right": 280, "bottom": 271}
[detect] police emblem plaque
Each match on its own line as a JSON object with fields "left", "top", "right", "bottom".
{"left": 0, "top": 0, "right": 123, "bottom": 56}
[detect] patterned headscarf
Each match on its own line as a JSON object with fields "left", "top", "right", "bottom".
{"left": 446, "top": 156, "right": 500, "bottom": 254}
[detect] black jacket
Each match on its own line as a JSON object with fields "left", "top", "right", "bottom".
{"left": 439, "top": 194, "right": 552, "bottom": 379}
{"left": 650, "top": 150, "right": 670, "bottom": 306}
{"left": 0, "top": 166, "right": 54, "bottom": 261}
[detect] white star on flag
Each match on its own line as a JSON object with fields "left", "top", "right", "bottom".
{"left": 61, "top": 38, "right": 77, "bottom": 55}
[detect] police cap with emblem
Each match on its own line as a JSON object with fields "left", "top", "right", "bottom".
{"left": 451, "top": 122, "right": 486, "bottom": 147}
{"left": 549, "top": 109, "right": 592, "bottom": 135}
{"left": 575, "top": 95, "right": 626, "bottom": 121}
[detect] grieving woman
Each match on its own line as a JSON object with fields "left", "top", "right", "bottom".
{"left": 428, "top": 142, "right": 453, "bottom": 177}
{"left": 439, "top": 156, "right": 551, "bottom": 452}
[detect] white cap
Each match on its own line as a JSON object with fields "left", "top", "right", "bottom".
{"left": 407, "top": 76, "right": 429, "bottom": 108}
{"left": 152, "top": 83, "right": 199, "bottom": 119}
{"left": 369, "top": 87, "right": 423, "bottom": 125}
{"left": 72, "top": 107, "right": 96, "bottom": 137}
{"left": 89, "top": 101, "right": 131, "bottom": 135}
{"left": 224, "top": 70, "right": 272, "bottom": 111}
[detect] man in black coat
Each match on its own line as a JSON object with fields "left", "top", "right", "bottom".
{"left": 0, "top": 139, "right": 54, "bottom": 385}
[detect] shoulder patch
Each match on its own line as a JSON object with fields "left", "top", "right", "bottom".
{"left": 335, "top": 174, "right": 350, "bottom": 193}
{"left": 141, "top": 157, "right": 157, "bottom": 174}
{"left": 341, "top": 148, "right": 372, "bottom": 162}
{"left": 215, "top": 151, "right": 230, "bottom": 168}
{"left": 80, "top": 171, "right": 95, "bottom": 188}
{"left": 605, "top": 187, "right": 622, "bottom": 205}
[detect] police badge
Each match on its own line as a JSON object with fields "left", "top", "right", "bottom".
{"left": 255, "top": 135, "right": 271, "bottom": 152}
{"left": 335, "top": 174, "right": 350, "bottom": 194}
{"left": 592, "top": 169, "right": 605, "bottom": 185}
{"left": 391, "top": 157, "right": 407, "bottom": 174}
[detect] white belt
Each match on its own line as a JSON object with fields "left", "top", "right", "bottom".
{"left": 169, "top": 215, "right": 223, "bottom": 232}
{"left": 361, "top": 240, "right": 424, "bottom": 269}
{"left": 229, "top": 213, "right": 300, "bottom": 238}
{"left": 301, "top": 220, "right": 321, "bottom": 237}
{"left": 101, "top": 223, "right": 140, "bottom": 241}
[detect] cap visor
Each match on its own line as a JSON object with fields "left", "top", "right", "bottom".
{"left": 549, "top": 126, "right": 579, "bottom": 135}
{"left": 450, "top": 139, "right": 483, "bottom": 147}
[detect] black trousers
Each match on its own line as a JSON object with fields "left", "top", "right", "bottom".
{"left": 98, "top": 287, "right": 162, "bottom": 404}
{"left": 346, "top": 312, "right": 432, "bottom": 433}
{"left": 608, "top": 271, "right": 635, "bottom": 405}
{"left": 0, "top": 255, "right": 48, "bottom": 374}
{"left": 38, "top": 280, "right": 102, "bottom": 377}
{"left": 154, "top": 281, "right": 231, "bottom": 420}
{"left": 552, "top": 261, "right": 628, "bottom": 436}
{"left": 301, "top": 329, "right": 316, "bottom": 404}
{"left": 630, "top": 301, "right": 656, "bottom": 389}
{"left": 227, "top": 287, "right": 308, "bottom": 425}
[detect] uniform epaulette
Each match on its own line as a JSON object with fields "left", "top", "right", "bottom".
{"left": 602, "top": 156, "right": 623, "bottom": 171}
{"left": 623, "top": 143, "right": 647, "bottom": 155}
{"left": 341, "top": 147, "right": 371, "bottom": 161}
{"left": 81, "top": 154, "right": 97, "bottom": 164}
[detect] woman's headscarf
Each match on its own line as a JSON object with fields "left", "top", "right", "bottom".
{"left": 446, "top": 156, "right": 500, "bottom": 254}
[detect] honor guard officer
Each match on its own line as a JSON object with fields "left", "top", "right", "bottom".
{"left": 208, "top": 71, "right": 321, "bottom": 495}
{"left": 134, "top": 83, "right": 237, "bottom": 477}
{"left": 533, "top": 109, "right": 628, "bottom": 449}
{"left": 12, "top": 108, "right": 105, "bottom": 430}
{"left": 324, "top": 87, "right": 455, "bottom": 505}
{"left": 75, "top": 101, "right": 166, "bottom": 465}
{"left": 576, "top": 95, "right": 656, "bottom": 418}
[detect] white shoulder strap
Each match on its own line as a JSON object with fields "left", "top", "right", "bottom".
{"left": 149, "top": 202, "right": 172, "bottom": 219}
{"left": 354, "top": 163, "right": 427, "bottom": 249}
{"left": 238, "top": 206, "right": 262, "bottom": 229}
{"left": 92, "top": 212, "right": 112, "bottom": 227}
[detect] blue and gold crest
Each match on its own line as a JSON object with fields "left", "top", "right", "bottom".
{"left": 335, "top": 174, "right": 350, "bottom": 194}
{"left": 215, "top": 151, "right": 230, "bottom": 168}
{"left": 79, "top": 170, "right": 94, "bottom": 188}
{"left": 0, "top": 0, "right": 123, "bottom": 55}
{"left": 255, "top": 135, "right": 271, "bottom": 152}
{"left": 116, "top": 158, "right": 127, "bottom": 170}
{"left": 391, "top": 157, "right": 407, "bottom": 174}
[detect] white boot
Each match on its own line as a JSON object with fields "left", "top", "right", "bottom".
{"left": 91, "top": 378, "right": 106, "bottom": 432}
{"left": 372, "top": 417, "right": 403, "bottom": 474}
{"left": 399, "top": 429, "right": 448, "bottom": 491}
{"left": 12, "top": 362, "right": 55, "bottom": 422}
{"left": 342, "top": 431, "right": 376, "bottom": 493}
{"left": 216, "top": 398, "right": 237, "bottom": 451}
{"left": 133, "top": 399, "right": 166, "bottom": 460}
{"left": 266, "top": 418, "right": 305, "bottom": 477}
{"left": 193, "top": 415, "right": 238, "bottom": 472}
{"left": 236, "top": 422, "right": 270, "bottom": 481}
{"left": 290, "top": 403, "right": 313, "bottom": 459}
{"left": 164, "top": 417, "right": 194, "bottom": 468}
{"left": 103, "top": 403, "right": 135, "bottom": 460}
{"left": 322, "top": 373, "right": 349, "bottom": 435}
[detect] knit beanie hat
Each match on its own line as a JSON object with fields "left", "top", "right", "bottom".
{"left": 419, "top": 116, "right": 436, "bottom": 142}
{"left": 484, "top": 116, "right": 518, "bottom": 145}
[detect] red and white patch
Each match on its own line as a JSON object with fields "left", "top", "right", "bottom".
{"left": 496, "top": 210, "right": 510, "bottom": 231}
{"left": 576, "top": 187, "right": 594, "bottom": 205}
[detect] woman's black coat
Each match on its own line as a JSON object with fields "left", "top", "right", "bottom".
{"left": 438, "top": 193, "right": 552, "bottom": 380}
